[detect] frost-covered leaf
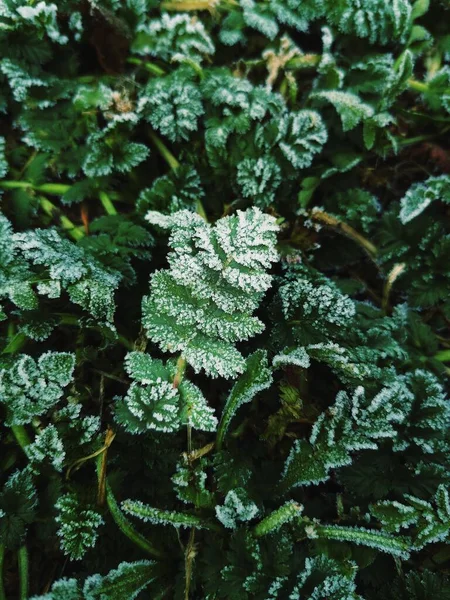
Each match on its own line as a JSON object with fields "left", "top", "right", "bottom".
{"left": 0, "top": 468, "right": 37, "bottom": 549}
{"left": 117, "top": 352, "right": 217, "bottom": 433}
{"left": 326, "top": 0, "right": 413, "bottom": 45}
{"left": 312, "top": 91, "right": 374, "bottom": 132}
{"left": 273, "top": 347, "right": 311, "bottom": 369}
{"left": 399, "top": 175, "right": 450, "bottom": 223}
{"left": 216, "top": 350, "right": 272, "bottom": 448}
{"left": 132, "top": 13, "right": 214, "bottom": 63}
{"left": 257, "top": 110, "right": 328, "bottom": 169}
{"left": 0, "top": 352, "right": 75, "bottom": 425}
{"left": 138, "top": 68, "right": 203, "bottom": 142}
{"left": 84, "top": 560, "right": 157, "bottom": 600}
{"left": 142, "top": 208, "right": 279, "bottom": 378}
{"left": 0, "top": 136, "right": 7, "bottom": 178}
{"left": 26, "top": 425, "right": 65, "bottom": 472}
{"left": 122, "top": 500, "right": 213, "bottom": 529}
{"left": 14, "top": 228, "right": 121, "bottom": 322}
{"left": 55, "top": 494, "right": 104, "bottom": 560}
{"left": 138, "top": 165, "right": 203, "bottom": 215}
{"left": 215, "top": 488, "right": 259, "bottom": 529}
{"left": 236, "top": 156, "right": 281, "bottom": 207}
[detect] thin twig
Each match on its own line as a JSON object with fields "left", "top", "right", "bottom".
{"left": 382, "top": 263, "right": 406, "bottom": 312}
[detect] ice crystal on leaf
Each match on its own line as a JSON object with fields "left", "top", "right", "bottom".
{"left": 55, "top": 494, "right": 103, "bottom": 561}
{"left": 132, "top": 13, "right": 215, "bottom": 63}
{"left": 143, "top": 208, "right": 279, "bottom": 378}
{"left": 215, "top": 488, "right": 259, "bottom": 529}
{"left": 0, "top": 352, "right": 75, "bottom": 426}
{"left": 115, "top": 351, "right": 217, "bottom": 433}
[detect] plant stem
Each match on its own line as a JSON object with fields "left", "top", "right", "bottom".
{"left": 309, "top": 209, "right": 378, "bottom": 259}
{"left": 0, "top": 545, "right": 6, "bottom": 600}
{"left": 2, "top": 332, "right": 27, "bottom": 354}
{"left": 36, "top": 183, "right": 71, "bottom": 195}
{"left": 173, "top": 356, "right": 187, "bottom": 389}
{"left": 184, "top": 528, "right": 196, "bottom": 600}
{"left": 11, "top": 425, "right": 32, "bottom": 453}
{"left": 148, "top": 131, "right": 180, "bottom": 170}
{"left": 39, "top": 197, "right": 85, "bottom": 241}
{"left": 161, "top": 0, "right": 218, "bottom": 10}
{"left": 127, "top": 57, "right": 166, "bottom": 76}
{"left": 382, "top": 263, "right": 406, "bottom": 312}
{"left": 407, "top": 78, "right": 429, "bottom": 93}
{"left": 102, "top": 477, "right": 166, "bottom": 559}
{"left": 17, "top": 546, "right": 28, "bottom": 600}
{"left": 435, "top": 349, "right": 450, "bottom": 363}
{"left": 99, "top": 191, "right": 117, "bottom": 216}
{"left": 0, "top": 180, "right": 71, "bottom": 195}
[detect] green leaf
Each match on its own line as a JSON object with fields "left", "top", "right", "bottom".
{"left": 216, "top": 350, "right": 272, "bottom": 449}
{"left": 0, "top": 468, "right": 37, "bottom": 550}
{"left": 84, "top": 561, "right": 157, "bottom": 600}
{"left": 312, "top": 91, "right": 374, "bottom": 132}
{"left": 122, "top": 500, "right": 216, "bottom": 530}
{"left": 411, "top": 0, "right": 430, "bottom": 20}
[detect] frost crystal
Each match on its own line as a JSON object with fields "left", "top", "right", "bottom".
{"left": 115, "top": 352, "right": 217, "bottom": 434}
{"left": 142, "top": 208, "right": 279, "bottom": 378}
{"left": 0, "top": 352, "right": 75, "bottom": 425}
{"left": 55, "top": 494, "right": 103, "bottom": 560}
{"left": 215, "top": 488, "right": 259, "bottom": 529}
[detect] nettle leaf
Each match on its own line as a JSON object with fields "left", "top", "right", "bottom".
{"left": 280, "top": 384, "right": 407, "bottom": 491}
{"left": 138, "top": 68, "right": 203, "bottom": 142}
{"left": 399, "top": 175, "right": 450, "bottom": 224}
{"left": 14, "top": 228, "right": 121, "bottom": 322}
{"left": 115, "top": 352, "right": 217, "bottom": 434}
{"left": 371, "top": 484, "right": 450, "bottom": 549}
{"left": 137, "top": 165, "right": 203, "bottom": 214}
{"left": 55, "top": 493, "right": 104, "bottom": 561}
{"left": 422, "top": 66, "right": 450, "bottom": 114}
{"left": 143, "top": 208, "right": 279, "bottom": 378}
{"left": 240, "top": 0, "right": 279, "bottom": 40}
{"left": 267, "top": 555, "right": 363, "bottom": 600}
{"left": 236, "top": 155, "right": 282, "bottom": 208}
{"left": 172, "top": 458, "right": 214, "bottom": 508}
{"left": 312, "top": 91, "right": 374, "bottom": 132}
{"left": 215, "top": 487, "right": 259, "bottom": 529}
{"left": 272, "top": 346, "right": 311, "bottom": 369}
{"left": 326, "top": 0, "right": 413, "bottom": 45}
{"left": 309, "top": 523, "right": 411, "bottom": 559}
{"left": 256, "top": 110, "right": 328, "bottom": 170}
{"left": 15, "top": 2, "right": 68, "bottom": 45}
{"left": 216, "top": 350, "right": 273, "bottom": 448}
{"left": 122, "top": 500, "right": 214, "bottom": 530}
{"left": 253, "top": 501, "right": 303, "bottom": 537}
{"left": 0, "top": 468, "right": 37, "bottom": 549}
{"left": 0, "top": 352, "right": 75, "bottom": 425}
{"left": 29, "top": 578, "right": 81, "bottom": 600}
{"left": 132, "top": 13, "right": 215, "bottom": 63}
{"left": 26, "top": 424, "right": 65, "bottom": 472}
{"left": 269, "top": 0, "right": 322, "bottom": 32}
{"left": 84, "top": 560, "right": 157, "bottom": 600}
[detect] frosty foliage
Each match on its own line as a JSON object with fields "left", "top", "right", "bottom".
{"left": 215, "top": 488, "right": 259, "bottom": 529}
{"left": 115, "top": 351, "right": 217, "bottom": 433}
{"left": 55, "top": 494, "right": 103, "bottom": 561}
{"left": 143, "top": 208, "right": 279, "bottom": 378}
{"left": 399, "top": 175, "right": 450, "bottom": 223}
{"left": 132, "top": 13, "right": 215, "bottom": 63}
{"left": 0, "top": 352, "right": 75, "bottom": 425}
{"left": 1, "top": 0, "right": 450, "bottom": 597}
{"left": 14, "top": 227, "right": 121, "bottom": 322}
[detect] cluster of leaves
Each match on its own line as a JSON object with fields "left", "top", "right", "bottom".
{"left": 1, "top": 0, "right": 450, "bottom": 599}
